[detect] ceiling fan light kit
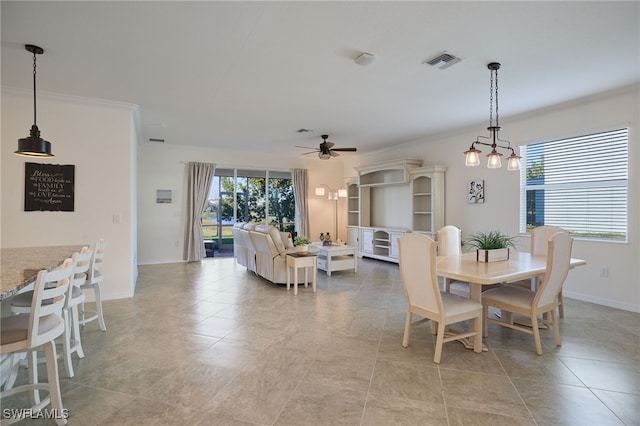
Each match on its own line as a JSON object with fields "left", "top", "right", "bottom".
{"left": 15, "top": 44, "right": 54, "bottom": 157}
{"left": 297, "top": 134, "right": 357, "bottom": 160}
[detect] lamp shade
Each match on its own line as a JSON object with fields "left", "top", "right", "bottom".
{"left": 487, "top": 151, "right": 503, "bottom": 169}
{"left": 338, "top": 189, "right": 348, "bottom": 198}
{"left": 15, "top": 125, "right": 53, "bottom": 157}
{"left": 507, "top": 155, "right": 521, "bottom": 171}
{"left": 315, "top": 187, "right": 325, "bottom": 196}
{"left": 464, "top": 148, "right": 481, "bottom": 167}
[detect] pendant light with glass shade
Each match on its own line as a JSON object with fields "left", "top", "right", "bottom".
{"left": 14, "top": 44, "right": 54, "bottom": 158}
{"left": 464, "top": 62, "right": 520, "bottom": 171}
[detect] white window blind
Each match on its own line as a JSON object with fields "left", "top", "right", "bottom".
{"left": 520, "top": 128, "right": 628, "bottom": 241}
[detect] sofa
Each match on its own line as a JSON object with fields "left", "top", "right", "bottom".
{"left": 233, "top": 222, "right": 294, "bottom": 284}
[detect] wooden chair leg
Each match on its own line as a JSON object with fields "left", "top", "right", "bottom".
{"left": 27, "top": 350, "right": 40, "bottom": 406}
{"left": 433, "top": 321, "right": 446, "bottom": 364}
{"left": 473, "top": 315, "right": 482, "bottom": 354}
{"left": 531, "top": 315, "right": 543, "bottom": 355}
{"left": 558, "top": 290, "right": 565, "bottom": 318}
{"left": 402, "top": 310, "right": 411, "bottom": 348}
{"left": 95, "top": 285, "right": 106, "bottom": 331}
{"left": 71, "top": 305, "right": 85, "bottom": 358}
{"left": 44, "top": 341, "right": 68, "bottom": 426}
{"left": 63, "top": 309, "right": 74, "bottom": 379}
{"left": 551, "top": 309, "right": 562, "bottom": 347}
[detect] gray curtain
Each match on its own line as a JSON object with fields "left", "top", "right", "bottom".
{"left": 291, "top": 168, "right": 309, "bottom": 237}
{"left": 184, "top": 162, "right": 216, "bottom": 262}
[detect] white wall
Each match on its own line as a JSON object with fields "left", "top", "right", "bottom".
{"left": 136, "top": 142, "right": 345, "bottom": 264}
{"left": 6, "top": 85, "right": 635, "bottom": 312}
{"left": 342, "top": 86, "right": 640, "bottom": 312}
{"left": 1, "top": 88, "right": 138, "bottom": 300}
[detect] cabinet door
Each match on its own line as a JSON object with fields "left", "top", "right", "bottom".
{"left": 347, "top": 227, "right": 359, "bottom": 249}
{"left": 389, "top": 231, "right": 404, "bottom": 258}
{"left": 361, "top": 228, "right": 374, "bottom": 253}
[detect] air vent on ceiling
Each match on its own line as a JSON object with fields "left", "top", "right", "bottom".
{"left": 424, "top": 51, "right": 463, "bottom": 69}
{"left": 149, "top": 138, "right": 165, "bottom": 143}
{"left": 296, "top": 128, "right": 313, "bottom": 133}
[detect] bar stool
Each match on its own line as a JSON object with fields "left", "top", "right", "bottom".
{"left": 80, "top": 239, "right": 107, "bottom": 331}
{"left": 1, "top": 259, "right": 73, "bottom": 425}
{"left": 9, "top": 248, "right": 92, "bottom": 378}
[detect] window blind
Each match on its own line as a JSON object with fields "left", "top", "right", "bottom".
{"left": 520, "top": 128, "right": 628, "bottom": 241}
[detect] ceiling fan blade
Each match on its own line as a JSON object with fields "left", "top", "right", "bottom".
{"left": 323, "top": 141, "right": 335, "bottom": 149}
{"left": 296, "top": 145, "right": 318, "bottom": 150}
{"left": 301, "top": 151, "right": 317, "bottom": 155}
{"left": 330, "top": 147, "right": 357, "bottom": 152}
{"left": 330, "top": 151, "right": 340, "bottom": 157}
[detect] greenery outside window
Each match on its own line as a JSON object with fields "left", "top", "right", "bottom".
{"left": 519, "top": 128, "right": 628, "bottom": 242}
{"left": 203, "top": 169, "right": 295, "bottom": 256}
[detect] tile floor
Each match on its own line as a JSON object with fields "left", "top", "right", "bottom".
{"left": 3, "top": 257, "right": 639, "bottom": 425}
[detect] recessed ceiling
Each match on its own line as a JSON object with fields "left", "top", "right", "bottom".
{"left": 2, "top": 1, "right": 638, "bottom": 158}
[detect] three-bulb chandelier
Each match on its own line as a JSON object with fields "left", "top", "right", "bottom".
{"left": 464, "top": 62, "right": 520, "bottom": 171}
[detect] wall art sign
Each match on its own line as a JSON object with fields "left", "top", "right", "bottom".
{"left": 468, "top": 180, "right": 485, "bottom": 204}
{"left": 24, "top": 162, "right": 75, "bottom": 211}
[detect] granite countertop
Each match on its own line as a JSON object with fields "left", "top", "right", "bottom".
{"left": 0, "top": 245, "right": 84, "bottom": 300}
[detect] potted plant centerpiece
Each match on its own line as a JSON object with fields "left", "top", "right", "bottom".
{"left": 294, "top": 235, "right": 312, "bottom": 254}
{"left": 466, "top": 230, "right": 517, "bottom": 263}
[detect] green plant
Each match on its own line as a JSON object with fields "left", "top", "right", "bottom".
{"left": 466, "top": 230, "right": 517, "bottom": 250}
{"left": 294, "top": 235, "right": 311, "bottom": 246}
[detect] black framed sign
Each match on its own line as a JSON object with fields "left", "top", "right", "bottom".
{"left": 24, "top": 162, "right": 75, "bottom": 211}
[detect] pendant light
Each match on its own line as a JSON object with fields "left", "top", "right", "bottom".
{"left": 464, "top": 62, "right": 520, "bottom": 170}
{"left": 15, "top": 44, "right": 54, "bottom": 157}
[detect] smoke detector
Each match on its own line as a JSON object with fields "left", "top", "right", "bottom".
{"left": 424, "top": 51, "right": 463, "bottom": 69}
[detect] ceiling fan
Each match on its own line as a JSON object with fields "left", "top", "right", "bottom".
{"left": 297, "top": 135, "right": 357, "bottom": 160}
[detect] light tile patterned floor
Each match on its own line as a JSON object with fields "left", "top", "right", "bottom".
{"left": 3, "top": 257, "right": 639, "bottom": 425}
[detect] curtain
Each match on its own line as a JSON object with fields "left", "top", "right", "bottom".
{"left": 184, "top": 162, "right": 216, "bottom": 262}
{"left": 291, "top": 168, "right": 309, "bottom": 238}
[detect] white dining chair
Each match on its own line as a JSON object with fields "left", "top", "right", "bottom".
{"left": 510, "top": 225, "right": 569, "bottom": 317}
{"left": 80, "top": 239, "right": 107, "bottom": 331}
{"left": 437, "top": 225, "right": 468, "bottom": 295}
{"left": 482, "top": 232, "right": 573, "bottom": 355}
{"left": 1, "top": 259, "right": 73, "bottom": 425}
{"left": 398, "top": 233, "right": 483, "bottom": 364}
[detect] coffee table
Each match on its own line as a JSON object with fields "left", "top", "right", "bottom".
{"left": 314, "top": 244, "right": 357, "bottom": 276}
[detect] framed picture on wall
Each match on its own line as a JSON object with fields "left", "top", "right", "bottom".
{"left": 24, "top": 162, "right": 75, "bottom": 211}
{"left": 468, "top": 180, "right": 484, "bottom": 204}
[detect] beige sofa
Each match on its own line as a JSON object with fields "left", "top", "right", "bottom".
{"left": 233, "top": 222, "right": 294, "bottom": 284}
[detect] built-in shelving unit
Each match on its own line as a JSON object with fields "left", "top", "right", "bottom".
{"left": 346, "top": 160, "right": 446, "bottom": 264}
{"left": 356, "top": 159, "right": 422, "bottom": 187}
{"left": 346, "top": 180, "right": 359, "bottom": 227}
{"left": 410, "top": 166, "right": 447, "bottom": 238}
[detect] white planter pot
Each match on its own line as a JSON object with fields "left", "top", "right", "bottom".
{"left": 297, "top": 244, "right": 309, "bottom": 254}
{"left": 476, "top": 248, "right": 510, "bottom": 263}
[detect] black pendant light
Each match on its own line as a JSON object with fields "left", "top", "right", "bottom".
{"left": 15, "top": 44, "right": 54, "bottom": 157}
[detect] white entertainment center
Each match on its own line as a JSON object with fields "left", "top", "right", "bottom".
{"left": 345, "top": 159, "right": 447, "bottom": 263}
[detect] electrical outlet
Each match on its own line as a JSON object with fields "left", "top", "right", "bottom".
{"left": 599, "top": 266, "right": 609, "bottom": 277}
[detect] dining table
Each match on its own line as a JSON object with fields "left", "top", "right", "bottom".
{"left": 436, "top": 250, "right": 587, "bottom": 303}
{"left": 435, "top": 251, "right": 586, "bottom": 350}
{"left": 0, "top": 245, "right": 84, "bottom": 301}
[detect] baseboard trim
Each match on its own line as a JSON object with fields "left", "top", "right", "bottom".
{"left": 563, "top": 290, "right": 640, "bottom": 313}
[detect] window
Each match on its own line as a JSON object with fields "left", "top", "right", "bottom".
{"left": 203, "top": 169, "right": 295, "bottom": 256}
{"left": 520, "top": 128, "right": 628, "bottom": 242}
